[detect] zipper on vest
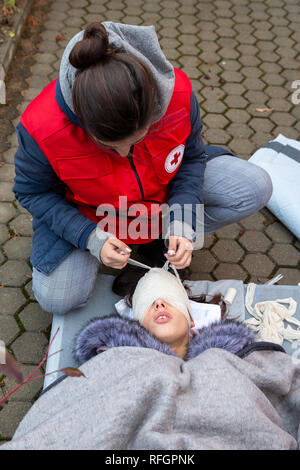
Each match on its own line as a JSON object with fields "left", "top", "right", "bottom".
{"left": 126, "top": 145, "right": 163, "bottom": 205}
{"left": 127, "top": 145, "right": 145, "bottom": 200}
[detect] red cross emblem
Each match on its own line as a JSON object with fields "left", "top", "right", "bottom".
{"left": 165, "top": 145, "right": 185, "bottom": 173}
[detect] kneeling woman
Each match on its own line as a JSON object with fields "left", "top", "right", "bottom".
{"left": 75, "top": 266, "right": 259, "bottom": 364}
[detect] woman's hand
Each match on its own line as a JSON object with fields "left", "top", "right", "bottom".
{"left": 164, "top": 236, "right": 193, "bottom": 269}
{"left": 100, "top": 237, "right": 132, "bottom": 269}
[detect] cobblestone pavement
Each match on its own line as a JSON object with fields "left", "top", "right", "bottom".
{"left": 0, "top": 0, "right": 300, "bottom": 443}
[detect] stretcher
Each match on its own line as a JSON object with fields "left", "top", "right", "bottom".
{"left": 43, "top": 273, "right": 300, "bottom": 390}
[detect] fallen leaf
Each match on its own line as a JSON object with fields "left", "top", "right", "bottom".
{"left": 255, "top": 107, "right": 274, "bottom": 112}
{"left": 56, "top": 34, "right": 66, "bottom": 42}
{"left": 28, "top": 16, "right": 40, "bottom": 26}
{"left": 61, "top": 367, "right": 85, "bottom": 378}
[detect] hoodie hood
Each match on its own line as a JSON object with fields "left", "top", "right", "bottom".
{"left": 58, "top": 21, "right": 175, "bottom": 124}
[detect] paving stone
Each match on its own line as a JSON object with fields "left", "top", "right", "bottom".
{"left": 26, "top": 75, "right": 51, "bottom": 88}
{"left": 202, "top": 234, "right": 217, "bottom": 249}
{"left": 265, "top": 222, "right": 294, "bottom": 243}
{"left": 225, "top": 109, "right": 249, "bottom": 124}
{"left": 11, "top": 332, "right": 48, "bottom": 364}
{"left": 179, "top": 55, "right": 201, "bottom": 67}
{"left": 190, "top": 250, "right": 217, "bottom": 273}
{"left": 268, "top": 244, "right": 300, "bottom": 266}
{"left": 9, "top": 214, "right": 33, "bottom": 237}
{"left": 0, "top": 401, "right": 32, "bottom": 438}
{"left": 3, "top": 237, "right": 32, "bottom": 260}
{"left": 224, "top": 95, "right": 248, "bottom": 109}
{"left": 212, "top": 239, "right": 244, "bottom": 263}
{"left": 0, "top": 164, "right": 15, "bottom": 182}
{"left": 13, "top": 201, "right": 29, "bottom": 215}
{"left": 242, "top": 254, "right": 275, "bottom": 277}
{"left": 223, "top": 83, "right": 245, "bottom": 95}
{"left": 204, "top": 129, "right": 231, "bottom": 145}
{"left": 86, "top": 3, "right": 107, "bottom": 13}
{"left": 0, "top": 225, "right": 9, "bottom": 245}
{"left": 0, "top": 287, "right": 26, "bottom": 315}
{"left": 23, "top": 280, "right": 34, "bottom": 300}
{"left": 203, "top": 114, "right": 228, "bottom": 129}
{"left": 19, "top": 303, "right": 52, "bottom": 332}
{"left": 0, "top": 203, "right": 18, "bottom": 224}
{"left": 229, "top": 138, "right": 256, "bottom": 156}
{"left": 249, "top": 118, "right": 274, "bottom": 133}
{"left": 240, "top": 212, "right": 268, "bottom": 230}
{"left": 64, "top": 16, "right": 85, "bottom": 28}
{"left": 44, "top": 19, "right": 65, "bottom": 31}
{"left": 0, "top": 315, "right": 20, "bottom": 344}
{"left": 271, "top": 126, "right": 299, "bottom": 140}
{"left": 276, "top": 268, "right": 300, "bottom": 286}
{"left": 22, "top": 88, "right": 43, "bottom": 101}
{"left": 2, "top": 147, "right": 18, "bottom": 164}
{"left": 190, "top": 272, "right": 214, "bottom": 281}
{"left": 215, "top": 223, "right": 242, "bottom": 239}
{"left": 239, "top": 55, "right": 261, "bottom": 67}
{"left": 259, "top": 62, "right": 283, "bottom": 75}
{"left": 227, "top": 123, "right": 253, "bottom": 139}
{"left": 213, "top": 263, "right": 248, "bottom": 281}
{"left": 239, "top": 231, "right": 272, "bottom": 252}
{"left": 265, "top": 85, "right": 289, "bottom": 99}
{"left": 1, "top": 365, "right": 43, "bottom": 401}
{"left": 267, "top": 97, "right": 292, "bottom": 112}
{"left": 0, "top": 183, "right": 15, "bottom": 202}
{"left": 269, "top": 112, "right": 296, "bottom": 127}
{"left": 0, "top": 261, "right": 31, "bottom": 287}
{"left": 46, "top": 10, "right": 67, "bottom": 21}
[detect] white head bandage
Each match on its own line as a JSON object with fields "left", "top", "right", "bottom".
{"left": 132, "top": 265, "right": 193, "bottom": 327}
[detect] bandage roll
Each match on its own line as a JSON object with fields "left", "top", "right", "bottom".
{"left": 224, "top": 288, "right": 237, "bottom": 306}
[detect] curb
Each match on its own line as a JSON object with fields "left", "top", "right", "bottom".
{"left": 0, "top": 0, "right": 34, "bottom": 95}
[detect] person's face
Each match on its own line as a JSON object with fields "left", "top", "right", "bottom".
{"left": 142, "top": 298, "right": 194, "bottom": 347}
{"left": 92, "top": 126, "right": 150, "bottom": 157}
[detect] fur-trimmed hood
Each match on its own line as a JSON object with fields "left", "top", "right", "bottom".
{"left": 74, "top": 314, "right": 257, "bottom": 365}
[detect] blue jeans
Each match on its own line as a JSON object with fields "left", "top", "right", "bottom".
{"left": 32, "top": 155, "right": 272, "bottom": 314}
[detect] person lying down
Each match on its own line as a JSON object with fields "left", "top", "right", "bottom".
{"left": 75, "top": 266, "right": 257, "bottom": 364}
{"left": 2, "top": 267, "right": 300, "bottom": 450}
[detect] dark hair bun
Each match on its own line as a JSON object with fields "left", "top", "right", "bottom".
{"left": 69, "top": 22, "right": 111, "bottom": 69}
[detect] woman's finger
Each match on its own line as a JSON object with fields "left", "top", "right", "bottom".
{"left": 170, "top": 250, "right": 192, "bottom": 269}
{"left": 108, "top": 237, "right": 132, "bottom": 254}
{"left": 165, "top": 237, "right": 188, "bottom": 263}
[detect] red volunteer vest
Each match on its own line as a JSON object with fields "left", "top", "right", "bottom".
{"left": 21, "top": 67, "right": 192, "bottom": 244}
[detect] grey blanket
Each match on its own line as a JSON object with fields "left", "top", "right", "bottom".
{"left": 1, "top": 347, "right": 300, "bottom": 450}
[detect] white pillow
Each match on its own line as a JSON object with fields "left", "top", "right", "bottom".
{"left": 249, "top": 134, "right": 300, "bottom": 239}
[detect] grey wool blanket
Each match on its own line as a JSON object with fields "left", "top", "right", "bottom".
{"left": 1, "top": 346, "right": 300, "bottom": 450}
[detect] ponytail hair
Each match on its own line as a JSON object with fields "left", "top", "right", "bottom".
{"left": 69, "top": 22, "right": 156, "bottom": 142}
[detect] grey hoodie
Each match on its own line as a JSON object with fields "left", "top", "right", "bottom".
{"left": 58, "top": 22, "right": 195, "bottom": 260}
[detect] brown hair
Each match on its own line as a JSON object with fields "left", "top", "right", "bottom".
{"left": 69, "top": 22, "right": 156, "bottom": 142}
{"left": 112, "top": 268, "right": 228, "bottom": 319}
